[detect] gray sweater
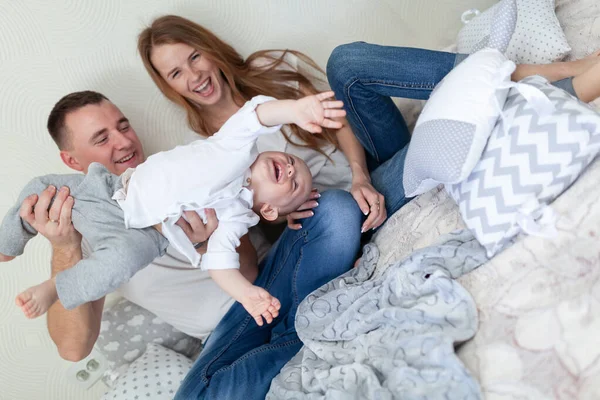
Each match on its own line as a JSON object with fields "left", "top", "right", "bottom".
{"left": 0, "top": 162, "right": 169, "bottom": 309}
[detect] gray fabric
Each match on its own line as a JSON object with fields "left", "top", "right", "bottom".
{"left": 0, "top": 162, "right": 169, "bottom": 309}
{"left": 403, "top": 119, "right": 476, "bottom": 195}
{"left": 267, "top": 229, "right": 488, "bottom": 400}
{"left": 552, "top": 76, "right": 577, "bottom": 97}
{"left": 97, "top": 298, "right": 202, "bottom": 388}
{"left": 447, "top": 75, "right": 600, "bottom": 257}
{"left": 478, "top": 0, "right": 517, "bottom": 53}
{"left": 453, "top": 52, "right": 469, "bottom": 67}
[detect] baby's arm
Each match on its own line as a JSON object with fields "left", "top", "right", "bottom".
{"left": 209, "top": 268, "right": 280, "bottom": 326}
{"left": 201, "top": 214, "right": 280, "bottom": 325}
{"left": 255, "top": 91, "right": 346, "bottom": 133}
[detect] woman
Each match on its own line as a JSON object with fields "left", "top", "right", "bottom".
{"left": 138, "top": 15, "right": 599, "bottom": 399}
{"left": 138, "top": 15, "right": 374, "bottom": 400}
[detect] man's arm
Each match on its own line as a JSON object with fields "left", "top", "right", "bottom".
{"left": 19, "top": 186, "right": 104, "bottom": 361}
{"left": 47, "top": 244, "right": 105, "bottom": 361}
{"left": 238, "top": 234, "right": 258, "bottom": 283}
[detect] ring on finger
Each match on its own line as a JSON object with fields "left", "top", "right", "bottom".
{"left": 49, "top": 219, "right": 59, "bottom": 224}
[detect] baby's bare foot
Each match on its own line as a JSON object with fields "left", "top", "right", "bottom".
{"left": 15, "top": 280, "right": 58, "bottom": 319}
{"left": 0, "top": 253, "right": 16, "bottom": 262}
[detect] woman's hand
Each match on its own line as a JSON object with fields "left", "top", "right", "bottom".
{"left": 19, "top": 186, "right": 81, "bottom": 251}
{"left": 350, "top": 175, "right": 386, "bottom": 233}
{"left": 293, "top": 91, "right": 347, "bottom": 133}
{"left": 175, "top": 208, "right": 218, "bottom": 245}
{"left": 286, "top": 188, "right": 320, "bottom": 230}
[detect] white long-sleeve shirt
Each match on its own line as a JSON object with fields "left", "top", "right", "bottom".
{"left": 116, "top": 95, "right": 281, "bottom": 269}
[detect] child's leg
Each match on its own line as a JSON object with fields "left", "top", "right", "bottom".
{"left": 0, "top": 254, "right": 16, "bottom": 262}
{"left": 15, "top": 277, "right": 58, "bottom": 319}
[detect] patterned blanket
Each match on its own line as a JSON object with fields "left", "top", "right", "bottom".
{"left": 267, "top": 230, "right": 488, "bottom": 400}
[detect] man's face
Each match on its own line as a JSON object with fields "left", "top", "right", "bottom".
{"left": 61, "top": 100, "right": 145, "bottom": 175}
{"left": 250, "top": 151, "right": 313, "bottom": 217}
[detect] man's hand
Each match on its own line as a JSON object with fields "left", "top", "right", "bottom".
{"left": 19, "top": 185, "right": 81, "bottom": 251}
{"left": 175, "top": 208, "right": 218, "bottom": 244}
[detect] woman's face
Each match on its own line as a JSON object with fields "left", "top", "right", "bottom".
{"left": 150, "top": 42, "right": 227, "bottom": 108}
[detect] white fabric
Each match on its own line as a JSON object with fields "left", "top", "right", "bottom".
{"left": 458, "top": 0, "right": 572, "bottom": 64}
{"left": 117, "top": 95, "right": 280, "bottom": 268}
{"left": 403, "top": 48, "right": 515, "bottom": 197}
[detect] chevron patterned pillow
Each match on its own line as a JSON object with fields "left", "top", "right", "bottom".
{"left": 447, "top": 75, "right": 600, "bottom": 257}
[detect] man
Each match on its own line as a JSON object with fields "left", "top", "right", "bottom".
{"left": 23, "top": 91, "right": 258, "bottom": 361}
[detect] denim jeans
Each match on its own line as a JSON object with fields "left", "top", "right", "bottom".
{"left": 327, "top": 42, "right": 462, "bottom": 217}
{"left": 326, "top": 42, "right": 579, "bottom": 218}
{"left": 175, "top": 190, "right": 363, "bottom": 400}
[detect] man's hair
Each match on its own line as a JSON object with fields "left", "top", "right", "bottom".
{"left": 47, "top": 90, "right": 109, "bottom": 149}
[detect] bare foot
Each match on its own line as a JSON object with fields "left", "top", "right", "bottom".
{"left": 0, "top": 253, "right": 16, "bottom": 262}
{"left": 15, "top": 279, "right": 58, "bottom": 319}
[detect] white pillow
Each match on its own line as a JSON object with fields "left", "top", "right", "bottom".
{"left": 97, "top": 299, "right": 202, "bottom": 388}
{"left": 447, "top": 75, "right": 600, "bottom": 257}
{"left": 101, "top": 343, "right": 193, "bottom": 400}
{"left": 458, "top": 0, "right": 571, "bottom": 64}
{"left": 403, "top": 48, "right": 515, "bottom": 197}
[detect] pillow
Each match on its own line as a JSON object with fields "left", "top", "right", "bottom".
{"left": 96, "top": 299, "right": 202, "bottom": 387}
{"left": 402, "top": 48, "right": 515, "bottom": 197}
{"left": 458, "top": 0, "right": 572, "bottom": 64}
{"left": 447, "top": 75, "right": 600, "bottom": 257}
{"left": 101, "top": 343, "right": 193, "bottom": 400}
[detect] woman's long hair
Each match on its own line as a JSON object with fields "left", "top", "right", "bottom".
{"left": 138, "top": 15, "right": 338, "bottom": 154}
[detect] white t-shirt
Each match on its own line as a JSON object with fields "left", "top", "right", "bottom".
{"left": 113, "top": 52, "right": 353, "bottom": 339}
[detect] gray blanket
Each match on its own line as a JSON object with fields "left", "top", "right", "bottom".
{"left": 267, "top": 229, "right": 488, "bottom": 400}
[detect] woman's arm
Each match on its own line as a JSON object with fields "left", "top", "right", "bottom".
{"left": 334, "top": 119, "right": 386, "bottom": 232}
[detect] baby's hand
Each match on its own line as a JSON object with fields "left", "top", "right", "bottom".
{"left": 0, "top": 253, "right": 15, "bottom": 262}
{"left": 293, "top": 91, "right": 346, "bottom": 134}
{"left": 240, "top": 286, "right": 281, "bottom": 326}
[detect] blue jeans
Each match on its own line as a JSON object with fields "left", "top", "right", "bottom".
{"left": 175, "top": 190, "right": 363, "bottom": 400}
{"left": 326, "top": 42, "right": 578, "bottom": 218}
{"left": 327, "top": 42, "right": 460, "bottom": 217}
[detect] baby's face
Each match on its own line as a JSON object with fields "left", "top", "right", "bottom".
{"left": 250, "top": 151, "right": 313, "bottom": 215}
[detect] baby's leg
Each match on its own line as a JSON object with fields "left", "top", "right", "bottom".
{"left": 15, "top": 277, "right": 58, "bottom": 319}
{"left": 0, "top": 253, "right": 16, "bottom": 262}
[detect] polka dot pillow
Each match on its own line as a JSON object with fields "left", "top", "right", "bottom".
{"left": 458, "top": 0, "right": 571, "bottom": 64}
{"left": 101, "top": 343, "right": 193, "bottom": 400}
{"left": 403, "top": 48, "right": 515, "bottom": 197}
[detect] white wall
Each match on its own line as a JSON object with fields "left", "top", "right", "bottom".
{"left": 0, "top": 0, "right": 495, "bottom": 399}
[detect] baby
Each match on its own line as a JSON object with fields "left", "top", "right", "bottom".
{"left": 0, "top": 91, "right": 345, "bottom": 326}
